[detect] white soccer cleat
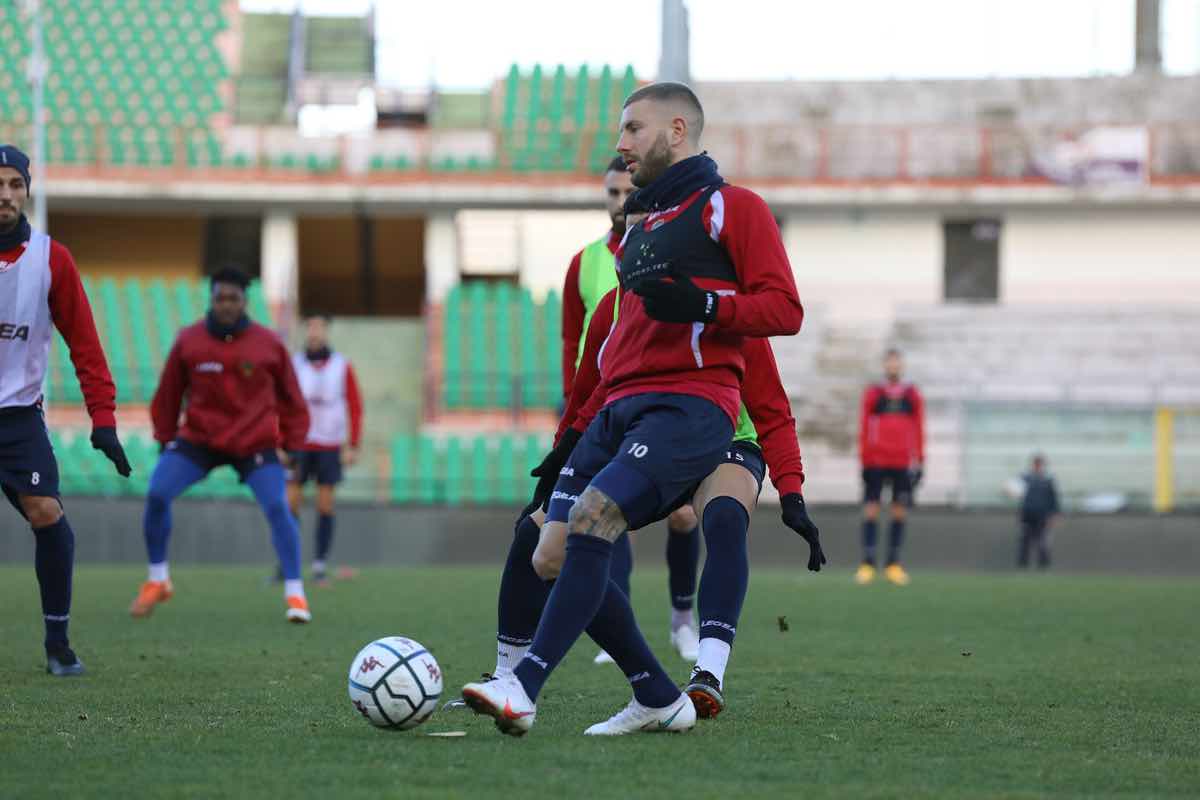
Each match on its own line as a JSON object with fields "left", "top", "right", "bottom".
{"left": 461, "top": 673, "right": 537, "bottom": 736}
{"left": 583, "top": 692, "right": 696, "bottom": 736}
{"left": 670, "top": 624, "right": 701, "bottom": 661}
{"left": 593, "top": 649, "right": 616, "bottom": 665}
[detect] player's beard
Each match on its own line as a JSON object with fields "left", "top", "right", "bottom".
{"left": 631, "top": 133, "right": 672, "bottom": 188}
{"left": 610, "top": 212, "right": 626, "bottom": 236}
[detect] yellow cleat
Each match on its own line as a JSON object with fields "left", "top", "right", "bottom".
{"left": 854, "top": 563, "right": 876, "bottom": 585}
{"left": 130, "top": 580, "right": 174, "bottom": 618}
{"left": 884, "top": 563, "right": 911, "bottom": 586}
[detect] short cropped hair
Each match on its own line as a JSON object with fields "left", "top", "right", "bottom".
{"left": 623, "top": 81, "right": 704, "bottom": 141}
{"left": 884, "top": 348, "right": 902, "bottom": 359}
{"left": 210, "top": 266, "right": 251, "bottom": 291}
{"left": 606, "top": 156, "right": 628, "bottom": 174}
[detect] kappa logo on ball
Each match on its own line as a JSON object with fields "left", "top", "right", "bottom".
{"left": 358, "top": 655, "right": 386, "bottom": 674}
{"left": 353, "top": 699, "right": 371, "bottom": 719}
{"left": 425, "top": 661, "right": 441, "bottom": 682}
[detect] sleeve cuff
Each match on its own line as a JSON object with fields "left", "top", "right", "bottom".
{"left": 90, "top": 410, "right": 117, "bottom": 429}
{"left": 775, "top": 474, "right": 804, "bottom": 496}
{"left": 714, "top": 296, "right": 736, "bottom": 327}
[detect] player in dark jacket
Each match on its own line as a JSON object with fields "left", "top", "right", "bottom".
{"left": 131, "top": 267, "right": 313, "bottom": 623}
{"left": 462, "top": 82, "right": 804, "bottom": 737}
{"left": 0, "top": 144, "right": 131, "bottom": 676}
{"left": 1018, "top": 454, "right": 1060, "bottom": 568}
{"left": 857, "top": 349, "right": 924, "bottom": 586}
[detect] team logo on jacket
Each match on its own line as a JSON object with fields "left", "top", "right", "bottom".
{"left": 239, "top": 360, "right": 255, "bottom": 377}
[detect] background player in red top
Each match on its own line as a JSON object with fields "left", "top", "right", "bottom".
{"left": 287, "top": 314, "right": 363, "bottom": 584}
{"left": 856, "top": 348, "right": 925, "bottom": 586}
{"left": 132, "top": 267, "right": 313, "bottom": 623}
{"left": 0, "top": 144, "right": 131, "bottom": 676}
{"left": 463, "top": 83, "right": 804, "bottom": 737}
{"left": 559, "top": 157, "right": 704, "bottom": 665}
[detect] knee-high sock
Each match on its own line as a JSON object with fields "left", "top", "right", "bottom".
{"left": 315, "top": 513, "right": 335, "bottom": 562}
{"left": 514, "top": 534, "right": 612, "bottom": 702}
{"left": 143, "top": 451, "right": 208, "bottom": 570}
{"left": 886, "top": 519, "right": 906, "bottom": 565}
{"left": 585, "top": 579, "right": 680, "bottom": 708}
{"left": 609, "top": 531, "right": 633, "bottom": 601}
{"left": 862, "top": 519, "right": 879, "bottom": 564}
{"left": 666, "top": 523, "right": 700, "bottom": 619}
{"left": 698, "top": 497, "right": 750, "bottom": 649}
{"left": 246, "top": 464, "right": 303, "bottom": 584}
{"left": 33, "top": 515, "right": 74, "bottom": 648}
{"left": 496, "top": 515, "right": 552, "bottom": 674}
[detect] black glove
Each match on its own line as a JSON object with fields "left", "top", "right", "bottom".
{"left": 635, "top": 268, "right": 719, "bottom": 324}
{"left": 909, "top": 464, "right": 924, "bottom": 489}
{"left": 91, "top": 426, "right": 131, "bottom": 477}
{"left": 518, "top": 428, "right": 582, "bottom": 522}
{"left": 780, "top": 493, "right": 825, "bottom": 572}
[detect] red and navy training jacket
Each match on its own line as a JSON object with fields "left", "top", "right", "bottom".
{"left": 599, "top": 183, "right": 803, "bottom": 426}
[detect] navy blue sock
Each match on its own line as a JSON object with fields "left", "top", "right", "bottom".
{"left": 666, "top": 524, "right": 700, "bottom": 610}
{"left": 862, "top": 519, "right": 879, "bottom": 565}
{"left": 497, "top": 515, "right": 551, "bottom": 647}
{"left": 315, "top": 513, "right": 335, "bottom": 562}
{"left": 698, "top": 497, "right": 749, "bottom": 647}
{"left": 514, "top": 534, "right": 612, "bottom": 702}
{"left": 887, "top": 518, "right": 906, "bottom": 565}
{"left": 609, "top": 531, "right": 633, "bottom": 600}
{"left": 586, "top": 579, "right": 680, "bottom": 708}
{"left": 33, "top": 516, "right": 74, "bottom": 649}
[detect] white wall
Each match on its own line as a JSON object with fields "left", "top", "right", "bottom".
{"left": 1002, "top": 209, "right": 1200, "bottom": 304}
{"left": 517, "top": 211, "right": 612, "bottom": 301}
{"left": 782, "top": 211, "right": 942, "bottom": 323}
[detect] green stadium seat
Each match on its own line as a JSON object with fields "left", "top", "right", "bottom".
{"left": 470, "top": 437, "right": 491, "bottom": 504}
{"left": 441, "top": 282, "right": 564, "bottom": 413}
{"left": 443, "top": 285, "right": 463, "bottom": 409}
{"left": 497, "top": 435, "right": 518, "bottom": 503}
{"left": 465, "top": 282, "right": 488, "bottom": 408}
{"left": 416, "top": 436, "right": 437, "bottom": 504}
{"left": 444, "top": 437, "right": 465, "bottom": 505}
{"left": 391, "top": 434, "right": 414, "bottom": 504}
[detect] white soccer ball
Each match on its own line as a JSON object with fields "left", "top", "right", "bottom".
{"left": 347, "top": 636, "right": 443, "bottom": 730}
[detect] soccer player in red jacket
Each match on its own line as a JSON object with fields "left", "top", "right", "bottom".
{"left": 856, "top": 349, "right": 925, "bottom": 586}
{"left": 559, "top": 157, "right": 703, "bottom": 665}
{"left": 0, "top": 144, "right": 131, "bottom": 676}
{"left": 478, "top": 287, "right": 822, "bottom": 719}
{"left": 132, "top": 267, "right": 313, "bottom": 623}
{"left": 463, "top": 82, "right": 805, "bottom": 736}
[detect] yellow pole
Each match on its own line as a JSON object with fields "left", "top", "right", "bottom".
{"left": 1153, "top": 407, "right": 1174, "bottom": 513}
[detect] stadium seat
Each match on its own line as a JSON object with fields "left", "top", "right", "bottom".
{"left": 439, "top": 282, "right": 561, "bottom": 412}
{"left": 496, "top": 62, "right": 639, "bottom": 174}
{"left": 387, "top": 432, "right": 551, "bottom": 505}
{"left": 0, "top": 0, "right": 229, "bottom": 168}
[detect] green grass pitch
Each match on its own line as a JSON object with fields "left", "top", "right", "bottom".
{"left": 2, "top": 565, "right": 1198, "bottom": 799}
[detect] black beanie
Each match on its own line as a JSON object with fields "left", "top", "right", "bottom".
{"left": 0, "top": 145, "right": 31, "bottom": 195}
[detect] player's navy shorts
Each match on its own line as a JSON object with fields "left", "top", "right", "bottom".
{"left": 723, "top": 440, "right": 766, "bottom": 496}
{"left": 169, "top": 439, "right": 280, "bottom": 482}
{"left": 290, "top": 448, "right": 343, "bottom": 486}
{"left": 0, "top": 405, "right": 60, "bottom": 515}
{"left": 547, "top": 392, "right": 734, "bottom": 531}
{"left": 863, "top": 467, "right": 913, "bottom": 506}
